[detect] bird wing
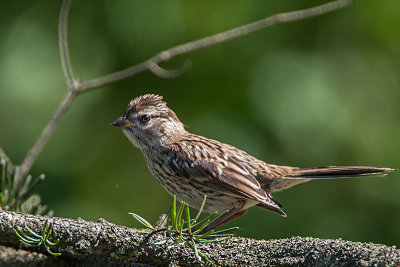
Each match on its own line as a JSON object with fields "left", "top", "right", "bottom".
{"left": 168, "top": 139, "right": 269, "bottom": 204}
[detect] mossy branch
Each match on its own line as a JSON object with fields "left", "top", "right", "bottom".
{"left": 0, "top": 210, "right": 399, "bottom": 266}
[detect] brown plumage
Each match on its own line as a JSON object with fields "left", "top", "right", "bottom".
{"left": 111, "top": 94, "right": 393, "bottom": 231}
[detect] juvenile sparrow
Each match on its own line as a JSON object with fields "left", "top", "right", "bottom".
{"left": 111, "top": 94, "right": 393, "bottom": 231}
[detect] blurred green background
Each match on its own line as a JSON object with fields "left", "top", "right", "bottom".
{"left": 1, "top": 0, "right": 399, "bottom": 246}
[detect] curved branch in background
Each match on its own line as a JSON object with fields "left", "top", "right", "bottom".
{"left": 81, "top": 0, "right": 352, "bottom": 91}
{"left": 149, "top": 61, "right": 192, "bottom": 79}
{"left": 18, "top": 0, "right": 78, "bottom": 180}
{"left": 58, "top": 0, "right": 75, "bottom": 88}
{"left": 17, "top": 0, "right": 352, "bottom": 180}
{"left": 0, "top": 210, "right": 399, "bottom": 266}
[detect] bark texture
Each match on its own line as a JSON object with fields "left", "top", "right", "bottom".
{"left": 0, "top": 210, "right": 399, "bottom": 266}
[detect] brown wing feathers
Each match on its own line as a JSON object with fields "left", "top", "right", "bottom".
{"left": 169, "top": 136, "right": 393, "bottom": 217}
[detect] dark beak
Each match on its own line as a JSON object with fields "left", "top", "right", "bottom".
{"left": 111, "top": 116, "right": 135, "bottom": 128}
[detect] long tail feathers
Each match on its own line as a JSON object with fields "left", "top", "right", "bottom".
{"left": 287, "top": 166, "right": 394, "bottom": 179}
{"left": 260, "top": 166, "right": 394, "bottom": 214}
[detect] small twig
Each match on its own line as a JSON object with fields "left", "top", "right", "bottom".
{"left": 81, "top": 0, "right": 352, "bottom": 91}
{"left": 58, "top": 0, "right": 74, "bottom": 88}
{"left": 148, "top": 61, "right": 192, "bottom": 79}
{"left": 18, "top": 0, "right": 80, "bottom": 180}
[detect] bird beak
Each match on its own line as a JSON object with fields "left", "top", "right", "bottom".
{"left": 111, "top": 117, "right": 135, "bottom": 128}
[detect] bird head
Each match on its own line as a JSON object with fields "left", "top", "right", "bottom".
{"left": 111, "top": 94, "right": 186, "bottom": 149}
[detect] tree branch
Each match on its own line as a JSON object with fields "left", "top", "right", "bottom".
{"left": 0, "top": 210, "right": 398, "bottom": 266}
{"left": 81, "top": 0, "right": 353, "bottom": 91}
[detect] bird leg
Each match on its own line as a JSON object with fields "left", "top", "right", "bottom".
{"left": 200, "top": 207, "right": 247, "bottom": 234}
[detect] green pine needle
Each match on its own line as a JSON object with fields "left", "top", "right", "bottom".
{"left": 14, "top": 219, "right": 61, "bottom": 256}
{"left": 129, "top": 212, "right": 156, "bottom": 230}
{"left": 129, "top": 194, "right": 237, "bottom": 265}
{"left": 193, "top": 194, "right": 207, "bottom": 223}
{"left": 0, "top": 149, "right": 52, "bottom": 215}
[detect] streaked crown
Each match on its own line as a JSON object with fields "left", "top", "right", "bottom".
{"left": 112, "top": 94, "right": 186, "bottom": 149}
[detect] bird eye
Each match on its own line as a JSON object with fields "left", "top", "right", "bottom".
{"left": 140, "top": 114, "right": 151, "bottom": 123}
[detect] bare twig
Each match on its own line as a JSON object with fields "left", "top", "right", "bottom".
{"left": 17, "top": 0, "right": 352, "bottom": 180}
{"left": 81, "top": 0, "right": 352, "bottom": 91}
{"left": 149, "top": 61, "right": 192, "bottom": 79}
{"left": 58, "top": 0, "right": 74, "bottom": 88}
{"left": 18, "top": 0, "right": 79, "bottom": 180}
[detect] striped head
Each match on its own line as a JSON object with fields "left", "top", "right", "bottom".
{"left": 111, "top": 94, "right": 186, "bottom": 149}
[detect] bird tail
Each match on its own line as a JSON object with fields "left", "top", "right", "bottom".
{"left": 267, "top": 166, "right": 394, "bottom": 193}
{"left": 259, "top": 166, "right": 393, "bottom": 215}
{"left": 287, "top": 166, "right": 394, "bottom": 179}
